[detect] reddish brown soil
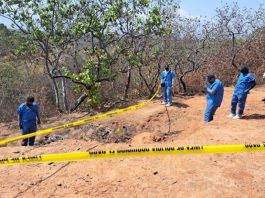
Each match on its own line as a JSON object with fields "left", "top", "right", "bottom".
{"left": 0, "top": 87, "right": 265, "bottom": 197}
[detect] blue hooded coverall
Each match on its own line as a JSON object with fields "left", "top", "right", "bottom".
{"left": 161, "top": 70, "right": 175, "bottom": 104}
{"left": 231, "top": 73, "right": 256, "bottom": 115}
{"left": 204, "top": 79, "right": 224, "bottom": 122}
{"left": 17, "top": 103, "right": 39, "bottom": 146}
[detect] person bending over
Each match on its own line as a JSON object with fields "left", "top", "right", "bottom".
{"left": 204, "top": 73, "right": 224, "bottom": 123}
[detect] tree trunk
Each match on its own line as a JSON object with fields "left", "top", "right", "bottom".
{"left": 61, "top": 77, "right": 69, "bottom": 112}
{"left": 123, "top": 66, "right": 132, "bottom": 99}
{"left": 179, "top": 75, "right": 187, "bottom": 93}
{"left": 176, "top": 75, "right": 182, "bottom": 93}
{"left": 51, "top": 78, "right": 61, "bottom": 110}
{"left": 57, "top": 70, "right": 69, "bottom": 112}
{"left": 73, "top": 39, "right": 81, "bottom": 73}
{"left": 138, "top": 67, "right": 153, "bottom": 95}
{"left": 43, "top": 46, "right": 61, "bottom": 111}
{"left": 70, "top": 93, "right": 88, "bottom": 112}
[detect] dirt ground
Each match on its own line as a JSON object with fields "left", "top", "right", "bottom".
{"left": 0, "top": 86, "right": 265, "bottom": 198}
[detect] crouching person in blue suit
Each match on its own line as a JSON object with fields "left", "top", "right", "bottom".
{"left": 204, "top": 73, "right": 224, "bottom": 123}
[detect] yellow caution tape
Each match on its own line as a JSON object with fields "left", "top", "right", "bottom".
{"left": 0, "top": 143, "right": 264, "bottom": 166}
{"left": 0, "top": 90, "right": 159, "bottom": 146}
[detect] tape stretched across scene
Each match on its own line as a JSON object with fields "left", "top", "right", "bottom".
{"left": 0, "top": 143, "right": 264, "bottom": 166}
{"left": 0, "top": 90, "right": 159, "bottom": 146}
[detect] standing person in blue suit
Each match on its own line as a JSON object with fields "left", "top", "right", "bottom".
{"left": 17, "top": 96, "right": 41, "bottom": 146}
{"left": 227, "top": 66, "right": 256, "bottom": 119}
{"left": 161, "top": 65, "right": 175, "bottom": 107}
{"left": 204, "top": 73, "right": 224, "bottom": 123}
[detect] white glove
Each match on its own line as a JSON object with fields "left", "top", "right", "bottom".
{"left": 263, "top": 72, "right": 265, "bottom": 79}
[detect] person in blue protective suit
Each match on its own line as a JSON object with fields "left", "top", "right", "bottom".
{"left": 204, "top": 73, "right": 224, "bottom": 123}
{"left": 161, "top": 65, "right": 176, "bottom": 107}
{"left": 17, "top": 96, "right": 41, "bottom": 146}
{"left": 227, "top": 66, "right": 256, "bottom": 119}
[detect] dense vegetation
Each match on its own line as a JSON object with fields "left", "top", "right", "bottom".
{"left": 0, "top": 0, "right": 264, "bottom": 121}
